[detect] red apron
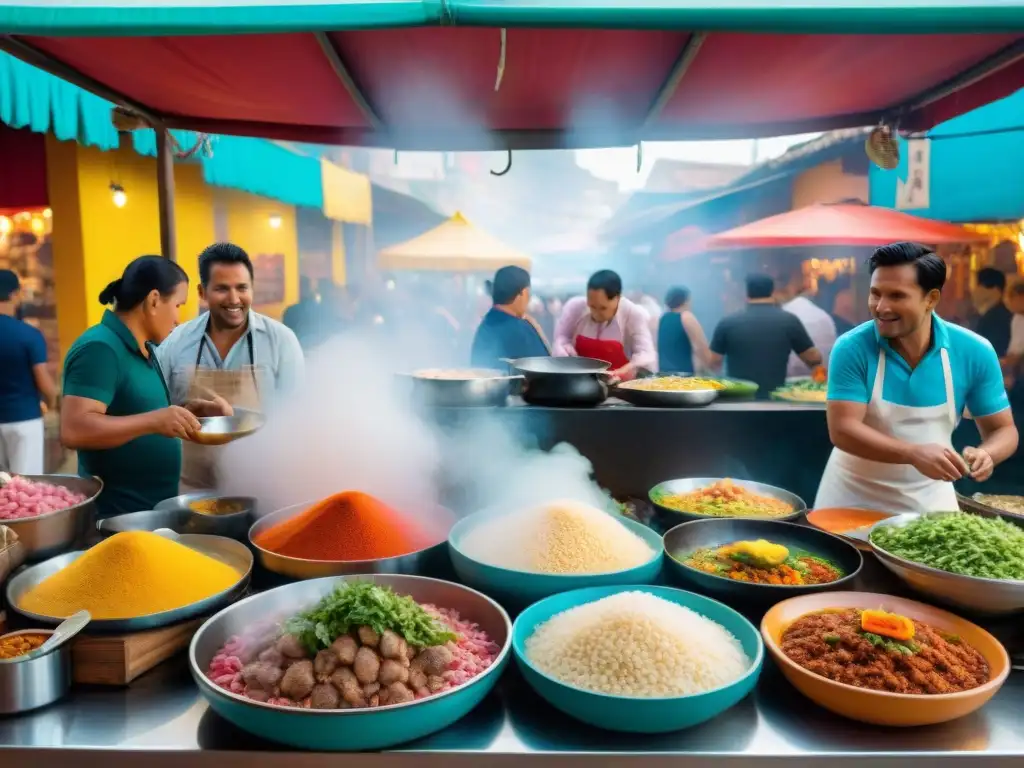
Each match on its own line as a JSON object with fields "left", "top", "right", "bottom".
{"left": 574, "top": 335, "right": 633, "bottom": 379}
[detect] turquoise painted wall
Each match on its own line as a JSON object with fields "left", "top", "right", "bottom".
{"left": 869, "top": 88, "right": 1024, "bottom": 222}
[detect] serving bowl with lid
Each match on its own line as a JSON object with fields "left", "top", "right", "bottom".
{"left": 511, "top": 585, "right": 763, "bottom": 733}
{"left": 447, "top": 511, "right": 663, "bottom": 609}
{"left": 761, "top": 591, "right": 1010, "bottom": 726}
{"left": 189, "top": 574, "right": 512, "bottom": 751}
{"left": 2, "top": 474, "right": 103, "bottom": 561}
{"left": 869, "top": 511, "right": 1024, "bottom": 616}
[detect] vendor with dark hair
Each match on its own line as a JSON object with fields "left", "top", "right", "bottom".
{"left": 60, "top": 256, "right": 206, "bottom": 516}
{"left": 819, "top": 242, "right": 1018, "bottom": 513}
{"left": 156, "top": 242, "right": 304, "bottom": 491}
{"left": 553, "top": 269, "right": 656, "bottom": 380}
{"left": 971, "top": 267, "right": 1012, "bottom": 357}
{"left": 470, "top": 265, "right": 548, "bottom": 369}
{"left": 657, "top": 286, "right": 710, "bottom": 373}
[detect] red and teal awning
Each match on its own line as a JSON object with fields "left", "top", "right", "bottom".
{"left": 0, "top": 2, "right": 1021, "bottom": 149}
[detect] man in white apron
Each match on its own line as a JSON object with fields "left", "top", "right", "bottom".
{"left": 817, "top": 243, "right": 1017, "bottom": 514}
{"left": 156, "top": 243, "right": 304, "bottom": 492}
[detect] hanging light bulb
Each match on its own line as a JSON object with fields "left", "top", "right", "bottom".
{"left": 42, "top": 207, "right": 52, "bottom": 219}
{"left": 268, "top": 214, "right": 282, "bottom": 229}
{"left": 110, "top": 183, "right": 127, "bottom": 208}
{"left": 30, "top": 216, "right": 44, "bottom": 235}
{"left": 0, "top": 216, "right": 11, "bottom": 235}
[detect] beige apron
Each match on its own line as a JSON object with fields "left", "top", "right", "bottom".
{"left": 179, "top": 332, "right": 264, "bottom": 493}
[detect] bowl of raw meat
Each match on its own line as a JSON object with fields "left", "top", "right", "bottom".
{"left": 0, "top": 473, "right": 103, "bottom": 561}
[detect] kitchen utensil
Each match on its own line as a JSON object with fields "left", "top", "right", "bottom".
{"left": 17, "top": 610, "right": 91, "bottom": 661}
{"left": 1, "top": 474, "right": 103, "bottom": 561}
{"left": 189, "top": 407, "right": 265, "bottom": 446}
{"left": 650, "top": 478, "right": 807, "bottom": 524}
{"left": 612, "top": 381, "right": 719, "bottom": 407}
{"left": 399, "top": 370, "right": 521, "bottom": 407}
{"left": 505, "top": 356, "right": 611, "bottom": 407}
{"left": 0, "top": 628, "right": 70, "bottom": 714}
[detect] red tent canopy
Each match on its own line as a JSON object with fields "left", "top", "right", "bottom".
{"left": 706, "top": 203, "right": 990, "bottom": 249}
{"left": 0, "top": 3, "right": 1022, "bottom": 149}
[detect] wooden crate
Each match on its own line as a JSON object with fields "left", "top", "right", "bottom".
{"left": 71, "top": 619, "right": 203, "bottom": 686}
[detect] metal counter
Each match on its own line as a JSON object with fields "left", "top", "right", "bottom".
{"left": 1, "top": 560, "right": 1021, "bottom": 767}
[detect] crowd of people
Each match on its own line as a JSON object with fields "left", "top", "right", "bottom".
{"left": 0, "top": 239, "right": 1021, "bottom": 511}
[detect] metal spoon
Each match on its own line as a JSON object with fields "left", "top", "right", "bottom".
{"left": 152, "top": 527, "right": 180, "bottom": 540}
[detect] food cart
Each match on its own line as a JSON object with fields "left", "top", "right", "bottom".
{"left": 0, "top": 2, "right": 1023, "bottom": 764}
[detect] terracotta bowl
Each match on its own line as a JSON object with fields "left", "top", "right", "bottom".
{"left": 761, "top": 591, "right": 1010, "bottom": 727}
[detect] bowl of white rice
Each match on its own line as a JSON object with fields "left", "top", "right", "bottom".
{"left": 447, "top": 500, "right": 663, "bottom": 608}
{"left": 512, "top": 585, "right": 763, "bottom": 733}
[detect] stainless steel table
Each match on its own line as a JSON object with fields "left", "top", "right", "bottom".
{"left": 1, "top": 564, "right": 1021, "bottom": 767}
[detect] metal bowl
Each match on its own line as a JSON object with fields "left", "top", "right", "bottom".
{"left": 190, "top": 408, "right": 266, "bottom": 446}
{"left": 613, "top": 382, "right": 720, "bottom": 408}
{"left": 6, "top": 533, "right": 253, "bottom": 632}
{"left": 869, "top": 512, "right": 1024, "bottom": 616}
{"left": 153, "top": 492, "right": 256, "bottom": 540}
{"left": 1, "top": 475, "right": 103, "bottom": 562}
{"left": 97, "top": 507, "right": 250, "bottom": 541}
{"left": 189, "top": 574, "right": 512, "bottom": 751}
{"left": 663, "top": 518, "right": 863, "bottom": 608}
{"left": 0, "top": 628, "right": 70, "bottom": 715}
{"left": 399, "top": 370, "right": 520, "bottom": 408}
{"left": 249, "top": 502, "right": 456, "bottom": 580}
{"left": 957, "top": 491, "right": 1024, "bottom": 524}
{"left": 506, "top": 356, "right": 609, "bottom": 375}
{"left": 650, "top": 478, "right": 807, "bottom": 524}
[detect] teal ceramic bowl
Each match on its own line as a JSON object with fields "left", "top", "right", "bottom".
{"left": 512, "top": 585, "right": 764, "bottom": 733}
{"left": 190, "top": 575, "right": 511, "bottom": 751}
{"left": 447, "top": 511, "right": 664, "bottom": 608}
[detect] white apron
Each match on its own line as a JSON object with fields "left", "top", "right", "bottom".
{"left": 815, "top": 348, "right": 960, "bottom": 514}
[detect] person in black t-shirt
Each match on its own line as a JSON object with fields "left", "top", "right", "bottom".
{"left": 708, "top": 274, "right": 824, "bottom": 398}
{"left": 971, "top": 267, "right": 1012, "bottom": 358}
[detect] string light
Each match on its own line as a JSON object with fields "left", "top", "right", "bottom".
{"left": 0, "top": 216, "right": 11, "bottom": 235}
{"left": 30, "top": 216, "right": 44, "bottom": 235}
{"left": 268, "top": 214, "right": 282, "bottom": 229}
{"left": 110, "top": 183, "right": 127, "bottom": 208}
{"left": 42, "top": 208, "right": 52, "bottom": 219}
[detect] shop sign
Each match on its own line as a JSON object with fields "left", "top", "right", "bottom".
{"left": 896, "top": 139, "right": 930, "bottom": 210}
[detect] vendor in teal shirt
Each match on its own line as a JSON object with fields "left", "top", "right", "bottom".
{"left": 818, "top": 243, "right": 1018, "bottom": 514}
{"left": 60, "top": 256, "right": 225, "bottom": 517}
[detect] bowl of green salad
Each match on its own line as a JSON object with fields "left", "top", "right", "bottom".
{"left": 869, "top": 511, "right": 1024, "bottom": 616}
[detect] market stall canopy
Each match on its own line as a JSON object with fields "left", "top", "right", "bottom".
{"left": 377, "top": 211, "right": 532, "bottom": 272}
{"left": 0, "top": 2, "right": 1022, "bottom": 149}
{"left": 706, "top": 202, "right": 990, "bottom": 249}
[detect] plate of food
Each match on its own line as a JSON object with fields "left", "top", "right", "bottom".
{"left": 613, "top": 376, "right": 722, "bottom": 407}
{"left": 650, "top": 478, "right": 806, "bottom": 523}
{"left": 761, "top": 591, "right": 1010, "bottom": 726}
{"left": 663, "top": 519, "right": 862, "bottom": 605}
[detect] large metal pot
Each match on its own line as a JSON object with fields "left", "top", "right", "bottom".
{"left": 505, "top": 356, "right": 611, "bottom": 407}
{"left": 2, "top": 475, "right": 103, "bottom": 562}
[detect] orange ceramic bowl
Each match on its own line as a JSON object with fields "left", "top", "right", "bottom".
{"left": 761, "top": 591, "right": 1010, "bottom": 726}
{"left": 805, "top": 507, "right": 898, "bottom": 551}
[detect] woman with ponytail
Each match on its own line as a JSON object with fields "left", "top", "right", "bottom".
{"left": 60, "top": 256, "right": 212, "bottom": 517}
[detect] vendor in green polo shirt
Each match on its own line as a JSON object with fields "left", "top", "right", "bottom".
{"left": 818, "top": 242, "right": 1019, "bottom": 514}
{"left": 60, "top": 256, "right": 226, "bottom": 517}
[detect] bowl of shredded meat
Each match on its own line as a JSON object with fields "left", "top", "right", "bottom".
{"left": 761, "top": 591, "right": 1009, "bottom": 726}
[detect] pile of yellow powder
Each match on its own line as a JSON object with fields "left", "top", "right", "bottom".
{"left": 18, "top": 531, "right": 240, "bottom": 619}
{"left": 461, "top": 500, "right": 654, "bottom": 574}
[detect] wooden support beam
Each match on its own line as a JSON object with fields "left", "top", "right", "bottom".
{"left": 156, "top": 130, "right": 177, "bottom": 262}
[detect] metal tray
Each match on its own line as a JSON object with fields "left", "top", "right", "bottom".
{"left": 5, "top": 533, "right": 253, "bottom": 632}
{"left": 249, "top": 502, "right": 456, "bottom": 580}
{"left": 188, "top": 574, "right": 512, "bottom": 751}
{"left": 649, "top": 477, "right": 807, "bottom": 524}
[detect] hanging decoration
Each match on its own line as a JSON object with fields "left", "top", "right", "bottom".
{"left": 865, "top": 123, "right": 900, "bottom": 170}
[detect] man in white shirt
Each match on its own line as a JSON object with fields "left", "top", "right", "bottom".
{"left": 779, "top": 270, "right": 836, "bottom": 377}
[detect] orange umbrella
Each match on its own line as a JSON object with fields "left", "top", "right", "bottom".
{"left": 707, "top": 203, "right": 988, "bottom": 249}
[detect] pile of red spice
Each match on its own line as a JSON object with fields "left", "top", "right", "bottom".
{"left": 255, "top": 491, "right": 436, "bottom": 561}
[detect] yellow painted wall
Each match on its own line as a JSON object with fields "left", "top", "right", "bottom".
{"left": 218, "top": 188, "right": 299, "bottom": 320}
{"left": 46, "top": 137, "right": 301, "bottom": 361}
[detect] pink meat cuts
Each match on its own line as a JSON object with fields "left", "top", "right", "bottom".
{"left": 0, "top": 476, "right": 87, "bottom": 520}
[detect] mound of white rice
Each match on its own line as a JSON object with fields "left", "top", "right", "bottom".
{"left": 525, "top": 591, "right": 750, "bottom": 697}
{"left": 460, "top": 500, "right": 653, "bottom": 574}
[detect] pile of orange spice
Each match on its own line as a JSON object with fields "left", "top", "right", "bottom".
{"left": 254, "top": 491, "right": 435, "bottom": 561}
